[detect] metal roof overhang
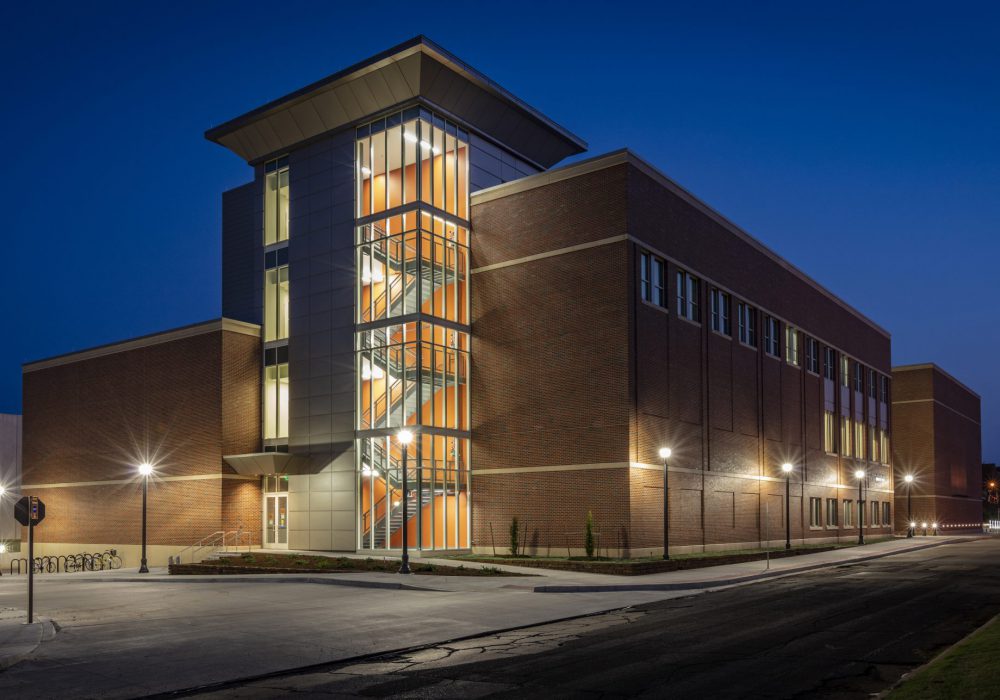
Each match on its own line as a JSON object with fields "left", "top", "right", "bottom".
{"left": 223, "top": 452, "right": 313, "bottom": 476}
{"left": 204, "top": 36, "right": 586, "bottom": 169}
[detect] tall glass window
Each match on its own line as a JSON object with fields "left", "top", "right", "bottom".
{"left": 264, "top": 157, "right": 290, "bottom": 246}
{"left": 356, "top": 211, "right": 469, "bottom": 324}
{"left": 264, "top": 265, "right": 289, "bottom": 342}
{"left": 356, "top": 108, "right": 468, "bottom": 220}
{"left": 263, "top": 359, "right": 289, "bottom": 440}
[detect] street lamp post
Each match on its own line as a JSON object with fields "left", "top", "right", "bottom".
{"left": 138, "top": 463, "right": 153, "bottom": 573}
{"left": 904, "top": 475, "right": 914, "bottom": 537}
{"left": 398, "top": 429, "right": 414, "bottom": 575}
{"left": 659, "top": 447, "right": 672, "bottom": 561}
{"left": 990, "top": 481, "right": 998, "bottom": 524}
{"left": 781, "top": 463, "right": 793, "bottom": 550}
{"left": 855, "top": 469, "right": 866, "bottom": 545}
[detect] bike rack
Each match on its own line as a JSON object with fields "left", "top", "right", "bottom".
{"left": 7, "top": 550, "right": 123, "bottom": 575}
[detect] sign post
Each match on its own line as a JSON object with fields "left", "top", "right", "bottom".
{"left": 14, "top": 496, "right": 46, "bottom": 624}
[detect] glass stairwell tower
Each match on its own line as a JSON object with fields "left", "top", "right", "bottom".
{"left": 354, "top": 107, "right": 471, "bottom": 551}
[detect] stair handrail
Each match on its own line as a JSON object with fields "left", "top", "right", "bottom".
{"left": 171, "top": 530, "right": 226, "bottom": 564}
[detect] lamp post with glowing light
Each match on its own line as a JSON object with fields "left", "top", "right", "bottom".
{"left": 990, "top": 481, "right": 998, "bottom": 523}
{"left": 781, "top": 463, "right": 794, "bottom": 550}
{"left": 398, "top": 429, "right": 414, "bottom": 574}
{"left": 659, "top": 447, "right": 672, "bottom": 560}
{"left": 138, "top": 463, "right": 153, "bottom": 573}
{"left": 0, "top": 486, "right": 5, "bottom": 577}
{"left": 904, "top": 475, "right": 914, "bottom": 537}
{"left": 855, "top": 469, "right": 866, "bottom": 545}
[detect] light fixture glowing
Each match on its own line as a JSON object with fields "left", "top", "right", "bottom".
{"left": 419, "top": 140, "right": 432, "bottom": 151}
{"left": 658, "top": 447, "right": 672, "bottom": 460}
{"left": 0, "top": 485, "right": 5, "bottom": 497}
{"left": 361, "top": 166, "right": 372, "bottom": 176}
{"left": 393, "top": 500, "right": 400, "bottom": 507}
{"left": 403, "top": 132, "right": 418, "bottom": 143}
{"left": 0, "top": 543, "right": 6, "bottom": 554}
{"left": 910, "top": 522, "right": 916, "bottom": 528}
{"left": 138, "top": 463, "right": 153, "bottom": 477}
{"left": 431, "top": 146, "right": 441, "bottom": 155}
{"left": 904, "top": 474, "right": 914, "bottom": 483}
{"left": 781, "top": 463, "right": 793, "bottom": 473}
{"left": 398, "top": 429, "right": 414, "bottom": 445}
{"left": 932, "top": 523, "right": 938, "bottom": 529}
{"left": 922, "top": 522, "right": 928, "bottom": 528}
{"left": 855, "top": 470, "right": 866, "bottom": 480}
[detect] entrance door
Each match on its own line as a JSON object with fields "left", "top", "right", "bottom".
{"left": 263, "top": 494, "right": 288, "bottom": 549}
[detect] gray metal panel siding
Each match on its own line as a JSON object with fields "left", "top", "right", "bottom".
{"left": 469, "top": 134, "right": 540, "bottom": 193}
{"left": 286, "top": 128, "right": 357, "bottom": 549}
{"left": 221, "top": 182, "right": 260, "bottom": 324}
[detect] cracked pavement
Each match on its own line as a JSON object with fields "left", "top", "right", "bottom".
{"left": 192, "top": 539, "right": 1000, "bottom": 698}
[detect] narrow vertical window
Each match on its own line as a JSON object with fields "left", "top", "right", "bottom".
{"left": 854, "top": 420, "right": 865, "bottom": 459}
{"left": 676, "top": 270, "right": 700, "bottom": 321}
{"left": 826, "top": 499, "right": 839, "bottom": 526}
{"left": 844, "top": 500, "right": 853, "bottom": 528}
{"left": 869, "top": 369, "right": 877, "bottom": 399}
{"left": 883, "top": 502, "right": 891, "bottom": 525}
{"left": 840, "top": 356, "right": 850, "bottom": 387}
{"left": 841, "top": 416, "right": 850, "bottom": 456}
{"left": 264, "top": 157, "right": 290, "bottom": 246}
{"left": 711, "top": 289, "right": 731, "bottom": 335}
{"left": 824, "top": 411, "right": 836, "bottom": 453}
{"left": 263, "top": 347, "right": 290, "bottom": 440}
{"left": 264, "top": 263, "right": 290, "bottom": 342}
{"left": 640, "top": 252, "right": 651, "bottom": 303}
{"left": 785, "top": 326, "right": 799, "bottom": 366}
{"left": 854, "top": 361, "right": 864, "bottom": 393}
{"left": 824, "top": 347, "right": 836, "bottom": 380}
{"left": 737, "top": 302, "right": 757, "bottom": 346}
{"left": 880, "top": 375, "right": 890, "bottom": 404}
{"left": 640, "top": 251, "right": 665, "bottom": 307}
{"left": 764, "top": 316, "right": 780, "bottom": 357}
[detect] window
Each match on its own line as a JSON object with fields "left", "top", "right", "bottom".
{"left": 640, "top": 251, "right": 665, "bottom": 307}
{"left": 854, "top": 420, "right": 866, "bottom": 459}
{"left": 824, "top": 411, "right": 837, "bottom": 453}
{"left": 810, "top": 498, "right": 822, "bottom": 528}
{"left": 879, "top": 430, "right": 890, "bottom": 465}
{"left": 785, "top": 326, "right": 799, "bottom": 366}
{"left": 844, "top": 500, "right": 854, "bottom": 527}
{"left": 805, "top": 337, "right": 819, "bottom": 373}
{"left": 264, "top": 157, "right": 290, "bottom": 246}
{"left": 710, "top": 289, "right": 731, "bottom": 335}
{"left": 264, "top": 264, "right": 290, "bottom": 342}
{"left": 869, "top": 369, "right": 878, "bottom": 399}
{"left": 824, "top": 347, "right": 836, "bottom": 381}
{"left": 764, "top": 316, "right": 780, "bottom": 357}
{"left": 870, "top": 425, "right": 878, "bottom": 463}
{"left": 854, "top": 361, "right": 864, "bottom": 393}
{"left": 263, "top": 346, "right": 289, "bottom": 440}
{"left": 738, "top": 303, "right": 757, "bottom": 346}
{"left": 840, "top": 355, "right": 850, "bottom": 387}
{"left": 883, "top": 502, "right": 891, "bottom": 526}
{"left": 871, "top": 501, "right": 880, "bottom": 526}
{"left": 676, "top": 270, "right": 700, "bottom": 321}
{"left": 826, "top": 499, "right": 839, "bottom": 526}
{"left": 880, "top": 375, "right": 890, "bottom": 404}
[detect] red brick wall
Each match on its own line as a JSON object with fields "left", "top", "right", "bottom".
{"left": 22, "top": 325, "right": 262, "bottom": 547}
{"left": 469, "top": 159, "right": 895, "bottom": 553}
{"left": 892, "top": 365, "right": 982, "bottom": 532}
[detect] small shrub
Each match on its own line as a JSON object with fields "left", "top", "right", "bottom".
{"left": 510, "top": 516, "right": 520, "bottom": 557}
{"left": 585, "top": 511, "right": 595, "bottom": 558}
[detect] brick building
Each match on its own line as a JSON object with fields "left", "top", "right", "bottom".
{"left": 891, "top": 364, "right": 982, "bottom": 534}
{"left": 22, "top": 37, "right": 901, "bottom": 560}
{"left": 21, "top": 320, "right": 261, "bottom": 564}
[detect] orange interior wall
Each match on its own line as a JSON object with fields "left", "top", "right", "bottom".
{"left": 390, "top": 491, "right": 469, "bottom": 548}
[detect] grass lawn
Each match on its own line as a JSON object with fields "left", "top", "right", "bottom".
{"left": 889, "top": 615, "right": 1000, "bottom": 699}
{"left": 174, "top": 552, "right": 519, "bottom": 576}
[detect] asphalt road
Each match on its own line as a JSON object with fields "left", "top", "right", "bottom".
{"left": 195, "top": 538, "right": 1000, "bottom": 699}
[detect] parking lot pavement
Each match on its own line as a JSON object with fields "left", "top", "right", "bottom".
{"left": 0, "top": 536, "right": 972, "bottom": 698}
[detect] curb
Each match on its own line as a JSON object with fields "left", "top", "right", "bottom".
{"left": 0, "top": 617, "right": 58, "bottom": 671}
{"left": 71, "top": 575, "right": 439, "bottom": 592}
{"left": 533, "top": 538, "right": 965, "bottom": 592}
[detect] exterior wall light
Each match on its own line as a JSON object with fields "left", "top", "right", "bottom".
{"left": 659, "top": 447, "right": 672, "bottom": 560}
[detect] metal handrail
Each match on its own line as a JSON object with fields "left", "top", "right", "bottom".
{"left": 170, "top": 530, "right": 227, "bottom": 564}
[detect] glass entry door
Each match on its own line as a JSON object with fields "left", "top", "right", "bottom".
{"left": 263, "top": 493, "right": 288, "bottom": 549}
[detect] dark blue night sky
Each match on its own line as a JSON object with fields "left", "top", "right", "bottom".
{"left": 2, "top": 2, "right": 997, "bottom": 460}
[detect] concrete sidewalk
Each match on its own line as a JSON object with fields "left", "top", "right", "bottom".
{"left": 31, "top": 535, "right": 972, "bottom": 595}
{"left": 0, "top": 610, "right": 56, "bottom": 671}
